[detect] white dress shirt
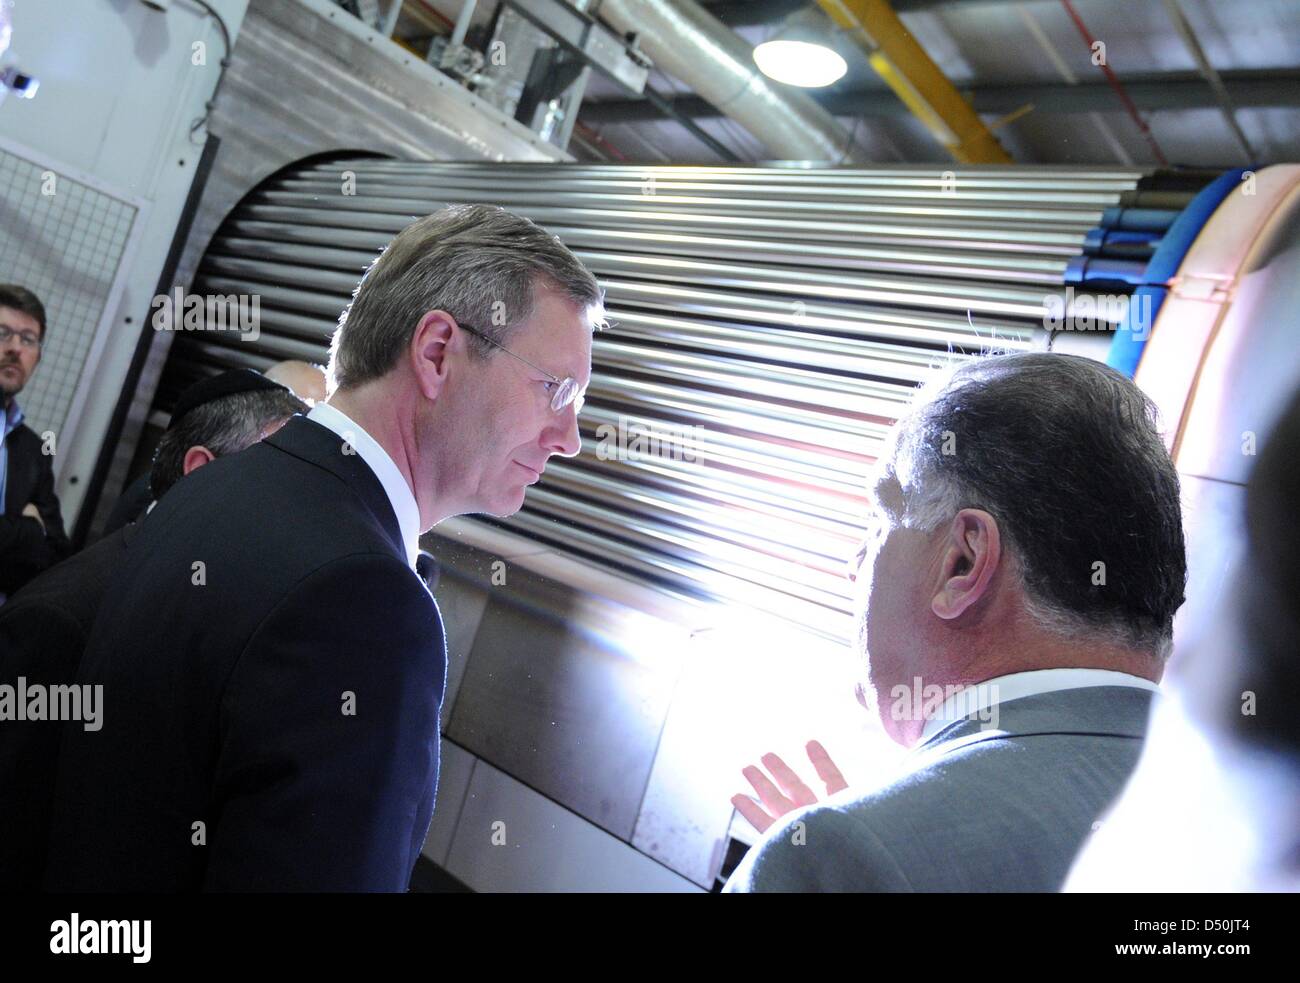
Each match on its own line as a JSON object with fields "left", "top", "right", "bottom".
{"left": 306, "top": 402, "right": 421, "bottom": 571}
{"left": 918, "top": 667, "right": 1160, "bottom": 745}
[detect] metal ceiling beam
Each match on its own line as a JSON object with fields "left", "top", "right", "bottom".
{"left": 814, "top": 0, "right": 1013, "bottom": 163}
{"left": 579, "top": 70, "right": 1300, "bottom": 123}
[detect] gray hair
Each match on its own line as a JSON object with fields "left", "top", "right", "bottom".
{"left": 150, "top": 387, "right": 307, "bottom": 499}
{"left": 328, "top": 204, "right": 604, "bottom": 389}
{"left": 883, "top": 352, "right": 1186, "bottom": 659}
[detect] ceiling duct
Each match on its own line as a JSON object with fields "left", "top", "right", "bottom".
{"left": 594, "top": 0, "right": 865, "bottom": 162}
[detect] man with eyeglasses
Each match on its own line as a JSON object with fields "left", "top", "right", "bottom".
{"left": 0, "top": 284, "right": 72, "bottom": 603}
{"left": 43, "top": 204, "right": 604, "bottom": 892}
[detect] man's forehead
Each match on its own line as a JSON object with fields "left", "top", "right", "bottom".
{"left": 515, "top": 300, "right": 594, "bottom": 381}
{"left": 0, "top": 305, "right": 37, "bottom": 329}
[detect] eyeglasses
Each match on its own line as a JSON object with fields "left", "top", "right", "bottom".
{"left": 0, "top": 325, "right": 41, "bottom": 350}
{"left": 459, "top": 322, "right": 584, "bottom": 414}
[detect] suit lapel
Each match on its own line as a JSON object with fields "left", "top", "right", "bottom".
{"left": 263, "top": 416, "right": 407, "bottom": 562}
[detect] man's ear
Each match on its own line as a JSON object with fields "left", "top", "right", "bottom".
{"left": 182, "top": 445, "right": 216, "bottom": 477}
{"left": 931, "top": 508, "right": 1001, "bottom": 620}
{"left": 410, "top": 310, "right": 456, "bottom": 401}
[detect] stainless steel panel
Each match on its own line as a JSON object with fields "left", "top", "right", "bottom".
{"left": 630, "top": 620, "right": 894, "bottom": 888}
{"left": 445, "top": 756, "right": 701, "bottom": 892}
{"left": 447, "top": 574, "right": 684, "bottom": 840}
{"left": 420, "top": 739, "right": 477, "bottom": 868}
{"left": 430, "top": 573, "right": 491, "bottom": 730}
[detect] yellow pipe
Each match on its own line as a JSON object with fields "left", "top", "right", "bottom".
{"left": 392, "top": 36, "right": 427, "bottom": 59}
{"left": 988, "top": 103, "right": 1036, "bottom": 131}
{"left": 816, "top": 0, "right": 1013, "bottom": 164}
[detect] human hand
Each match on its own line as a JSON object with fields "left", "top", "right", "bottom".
{"left": 22, "top": 502, "right": 44, "bottom": 532}
{"left": 731, "top": 740, "right": 848, "bottom": 834}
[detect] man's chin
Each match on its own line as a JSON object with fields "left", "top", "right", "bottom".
{"left": 480, "top": 486, "right": 528, "bottom": 519}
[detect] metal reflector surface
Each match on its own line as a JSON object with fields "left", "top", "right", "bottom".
{"left": 169, "top": 161, "right": 1173, "bottom": 640}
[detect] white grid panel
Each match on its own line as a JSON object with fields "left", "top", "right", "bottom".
{"left": 0, "top": 144, "right": 139, "bottom": 440}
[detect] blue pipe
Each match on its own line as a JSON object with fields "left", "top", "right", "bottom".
{"left": 1064, "top": 255, "right": 1149, "bottom": 286}
{"left": 1105, "top": 168, "right": 1249, "bottom": 377}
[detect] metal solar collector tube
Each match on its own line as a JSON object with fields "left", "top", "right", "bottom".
{"left": 170, "top": 160, "right": 1169, "bottom": 640}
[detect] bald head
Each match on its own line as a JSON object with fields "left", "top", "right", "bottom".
{"left": 265, "top": 361, "right": 327, "bottom": 404}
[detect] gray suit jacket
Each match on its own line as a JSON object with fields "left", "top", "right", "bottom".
{"left": 724, "top": 686, "right": 1154, "bottom": 892}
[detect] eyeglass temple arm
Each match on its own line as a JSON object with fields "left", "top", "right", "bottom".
{"left": 459, "top": 321, "right": 560, "bottom": 383}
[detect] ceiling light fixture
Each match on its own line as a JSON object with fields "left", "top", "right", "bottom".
{"left": 753, "top": 8, "right": 848, "bottom": 88}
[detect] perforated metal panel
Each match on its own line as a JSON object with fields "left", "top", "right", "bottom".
{"left": 0, "top": 139, "right": 141, "bottom": 453}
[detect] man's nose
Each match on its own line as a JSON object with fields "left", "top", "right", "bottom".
{"left": 544, "top": 407, "right": 582, "bottom": 458}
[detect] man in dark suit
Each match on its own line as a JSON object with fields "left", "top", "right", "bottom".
{"left": 42, "top": 204, "right": 604, "bottom": 891}
{"left": 101, "top": 360, "right": 327, "bottom": 535}
{"left": 0, "top": 369, "right": 305, "bottom": 890}
{"left": 0, "top": 285, "right": 72, "bottom": 602}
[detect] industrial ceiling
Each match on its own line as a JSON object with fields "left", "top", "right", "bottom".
{"left": 391, "top": 0, "right": 1300, "bottom": 167}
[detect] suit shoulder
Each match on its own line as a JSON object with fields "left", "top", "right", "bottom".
{"left": 224, "top": 549, "right": 446, "bottom": 745}
{"left": 1, "top": 530, "right": 123, "bottom": 628}
{"left": 831, "top": 732, "right": 1143, "bottom": 889}
{"left": 731, "top": 729, "right": 1148, "bottom": 893}
{"left": 241, "top": 549, "right": 444, "bottom": 663}
{"left": 844, "top": 731, "right": 1142, "bottom": 833}
{"left": 5, "top": 423, "right": 46, "bottom": 462}
{"left": 727, "top": 801, "right": 916, "bottom": 892}
{"left": 9, "top": 421, "right": 40, "bottom": 445}
{"left": 262, "top": 548, "right": 438, "bottom": 617}
{"left": 0, "top": 586, "right": 87, "bottom": 653}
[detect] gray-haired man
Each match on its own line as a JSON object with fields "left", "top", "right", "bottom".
{"left": 727, "top": 352, "right": 1186, "bottom": 892}
{"left": 43, "top": 204, "right": 604, "bottom": 891}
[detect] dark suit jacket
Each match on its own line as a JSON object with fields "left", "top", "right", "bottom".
{"left": 101, "top": 472, "right": 153, "bottom": 537}
{"left": 1, "top": 421, "right": 73, "bottom": 594}
{"left": 0, "top": 521, "right": 137, "bottom": 890}
{"left": 41, "top": 415, "right": 446, "bottom": 892}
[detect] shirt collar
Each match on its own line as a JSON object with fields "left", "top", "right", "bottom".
{"left": 306, "top": 401, "right": 421, "bottom": 570}
{"left": 917, "top": 667, "right": 1161, "bottom": 746}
